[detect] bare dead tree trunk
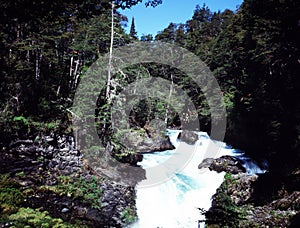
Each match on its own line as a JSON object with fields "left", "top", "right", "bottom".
{"left": 16, "top": 24, "right": 20, "bottom": 41}
{"left": 106, "top": 1, "right": 114, "bottom": 101}
{"left": 165, "top": 73, "right": 174, "bottom": 125}
{"left": 70, "top": 56, "right": 74, "bottom": 77}
{"left": 99, "top": 1, "right": 115, "bottom": 136}
{"left": 26, "top": 43, "right": 30, "bottom": 64}
{"left": 56, "top": 85, "right": 61, "bottom": 96}
{"left": 73, "top": 59, "right": 80, "bottom": 89}
{"left": 35, "top": 50, "right": 41, "bottom": 80}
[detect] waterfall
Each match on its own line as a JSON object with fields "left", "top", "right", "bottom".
{"left": 131, "top": 130, "right": 267, "bottom": 228}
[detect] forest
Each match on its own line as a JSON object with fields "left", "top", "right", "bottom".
{"left": 0, "top": 0, "right": 299, "bottom": 227}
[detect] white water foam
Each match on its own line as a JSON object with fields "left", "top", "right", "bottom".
{"left": 131, "top": 130, "right": 266, "bottom": 228}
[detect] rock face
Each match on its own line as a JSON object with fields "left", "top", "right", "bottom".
{"left": 139, "top": 126, "right": 175, "bottom": 152}
{"left": 205, "top": 171, "right": 300, "bottom": 227}
{"left": 177, "top": 130, "right": 198, "bottom": 145}
{"left": 198, "top": 155, "right": 246, "bottom": 174}
{"left": 112, "top": 127, "right": 175, "bottom": 156}
{"left": 227, "top": 173, "right": 258, "bottom": 205}
{"left": 0, "top": 134, "right": 138, "bottom": 227}
{"left": 137, "top": 136, "right": 175, "bottom": 153}
{"left": 202, "top": 155, "right": 300, "bottom": 227}
{"left": 24, "top": 180, "right": 136, "bottom": 227}
{"left": 270, "top": 191, "right": 300, "bottom": 210}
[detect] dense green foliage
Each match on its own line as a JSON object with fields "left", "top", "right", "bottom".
{"left": 7, "top": 207, "right": 84, "bottom": 228}
{"left": 155, "top": 0, "right": 300, "bottom": 175}
{"left": 1, "top": 0, "right": 299, "bottom": 172}
{"left": 224, "top": 0, "right": 300, "bottom": 175}
{"left": 130, "top": 17, "right": 138, "bottom": 39}
{"left": 154, "top": 2, "right": 299, "bottom": 225}
{"left": 121, "top": 206, "right": 137, "bottom": 223}
{"left": 0, "top": 0, "right": 299, "bottom": 226}
{"left": 39, "top": 175, "right": 103, "bottom": 209}
{"left": 0, "top": 0, "right": 161, "bottom": 143}
{"left": 0, "top": 174, "right": 24, "bottom": 214}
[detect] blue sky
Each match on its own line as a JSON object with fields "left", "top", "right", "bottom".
{"left": 120, "top": 0, "right": 243, "bottom": 38}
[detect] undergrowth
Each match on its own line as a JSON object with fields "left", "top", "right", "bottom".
{"left": 39, "top": 175, "right": 103, "bottom": 209}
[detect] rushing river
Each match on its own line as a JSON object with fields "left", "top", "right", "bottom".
{"left": 131, "top": 130, "right": 266, "bottom": 228}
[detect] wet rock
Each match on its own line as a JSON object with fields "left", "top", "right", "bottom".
{"left": 49, "top": 160, "right": 58, "bottom": 168}
{"left": 115, "top": 152, "right": 143, "bottom": 166}
{"left": 9, "top": 139, "right": 33, "bottom": 148}
{"left": 198, "top": 155, "right": 246, "bottom": 174}
{"left": 110, "top": 127, "right": 175, "bottom": 166}
{"left": 206, "top": 171, "right": 299, "bottom": 227}
{"left": 61, "top": 208, "right": 70, "bottom": 213}
{"left": 177, "top": 130, "right": 198, "bottom": 145}
{"left": 270, "top": 191, "right": 300, "bottom": 210}
{"left": 158, "top": 137, "right": 175, "bottom": 151}
{"left": 45, "top": 136, "right": 55, "bottom": 143}
{"left": 22, "top": 178, "right": 137, "bottom": 227}
{"left": 241, "top": 204, "right": 297, "bottom": 227}
{"left": 229, "top": 173, "right": 258, "bottom": 205}
{"left": 130, "top": 128, "right": 175, "bottom": 153}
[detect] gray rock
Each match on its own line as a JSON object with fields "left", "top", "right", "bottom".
{"left": 229, "top": 173, "right": 258, "bottom": 205}
{"left": 45, "top": 137, "right": 54, "bottom": 143}
{"left": 60, "top": 148, "right": 69, "bottom": 152}
{"left": 198, "top": 155, "right": 246, "bottom": 174}
{"left": 9, "top": 139, "right": 33, "bottom": 148}
{"left": 177, "top": 130, "right": 198, "bottom": 145}
{"left": 2, "top": 133, "right": 138, "bottom": 227}
{"left": 270, "top": 191, "right": 300, "bottom": 210}
{"left": 61, "top": 208, "right": 70, "bottom": 213}
{"left": 57, "top": 162, "right": 67, "bottom": 170}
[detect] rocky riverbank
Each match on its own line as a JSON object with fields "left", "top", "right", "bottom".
{"left": 0, "top": 133, "right": 139, "bottom": 227}
{"left": 0, "top": 125, "right": 176, "bottom": 227}
{"left": 199, "top": 156, "right": 300, "bottom": 227}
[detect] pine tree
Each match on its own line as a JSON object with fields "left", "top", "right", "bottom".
{"left": 0, "top": 0, "right": 144, "bottom": 142}
{"left": 155, "top": 23, "right": 177, "bottom": 42}
{"left": 222, "top": 0, "right": 300, "bottom": 174}
{"left": 130, "top": 17, "right": 138, "bottom": 39}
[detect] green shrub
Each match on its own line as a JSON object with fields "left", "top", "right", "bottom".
{"left": 0, "top": 174, "right": 24, "bottom": 214}
{"left": 8, "top": 207, "right": 81, "bottom": 228}
{"left": 9, "top": 115, "right": 60, "bottom": 135}
{"left": 15, "top": 171, "right": 25, "bottom": 178}
{"left": 121, "top": 206, "right": 137, "bottom": 224}
{"left": 13, "top": 116, "right": 28, "bottom": 125}
{"left": 40, "top": 175, "right": 103, "bottom": 209}
{"left": 205, "top": 173, "right": 245, "bottom": 227}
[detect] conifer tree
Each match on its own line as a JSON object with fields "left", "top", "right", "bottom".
{"left": 130, "top": 17, "right": 138, "bottom": 39}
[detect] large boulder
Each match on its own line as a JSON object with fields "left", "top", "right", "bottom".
{"left": 228, "top": 173, "right": 259, "bottom": 205}
{"left": 198, "top": 155, "right": 246, "bottom": 174}
{"left": 206, "top": 171, "right": 299, "bottom": 227}
{"left": 177, "top": 130, "right": 198, "bottom": 145}
{"left": 112, "top": 127, "right": 175, "bottom": 155}
{"left": 137, "top": 136, "right": 175, "bottom": 153}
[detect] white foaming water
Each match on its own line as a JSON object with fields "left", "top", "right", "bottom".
{"left": 131, "top": 130, "right": 266, "bottom": 228}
